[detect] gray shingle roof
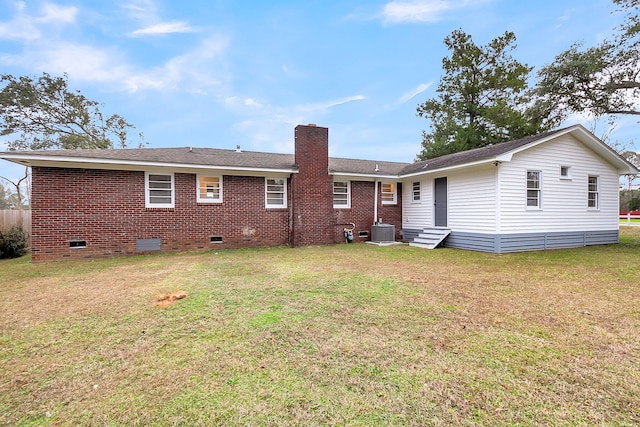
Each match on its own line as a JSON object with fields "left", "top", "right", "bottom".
{"left": 329, "top": 157, "right": 409, "bottom": 176}
{"left": 5, "top": 125, "right": 631, "bottom": 176}
{"left": 399, "top": 128, "right": 567, "bottom": 175}
{"left": 1, "top": 146, "right": 411, "bottom": 175}
{"left": 6, "top": 147, "right": 298, "bottom": 170}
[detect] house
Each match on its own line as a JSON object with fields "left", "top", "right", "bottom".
{"left": 400, "top": 125, "right": 638, "bottom": 252}
{"left": 0, "top": 124, "right": 637, "bottom": 261}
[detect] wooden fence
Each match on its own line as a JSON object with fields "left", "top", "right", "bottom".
{"left": 0, "top": 209, "right": 31, "bottom": 232}
{"left": 620, "top": 213, "right": 640, "bottom": 225}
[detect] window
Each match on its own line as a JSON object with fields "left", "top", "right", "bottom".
{"left": 526, "top": 170, "right": 541, "bottom": 208}
{"left": 412, "top": 181, "right": 421, "bottom": 202}
{"left": 381, "top": 183, "right": 397, "bottom": 205}
{"left": 560, "top": 166, "right": 571, "bottom": 179}
{"left": 197, "top": 175, "right": 222, "bottom": 203}
{"left": 265, "top": 178, "right": 287, "bottom": 208}
{"left": 146, "top": 172, "right": 174, "bottom": 208}
{"left": 333, "top": 181, "right": 350, "bottom": 208}
{"left": 588, "top": 176, "right": 599, "bottom": 209}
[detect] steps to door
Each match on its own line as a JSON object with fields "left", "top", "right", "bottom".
{"left": 409, "top": 227, "right": 451, "bottom": 249}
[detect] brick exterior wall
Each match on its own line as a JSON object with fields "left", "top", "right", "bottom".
{"left": 29, "top": 124, "right": 403, "bottom": 261}
{"left": 333, "top": 181, "right": 403, "bottom": 243}
{"left": 30, "top": 168, "right": 290, "bottom": 261}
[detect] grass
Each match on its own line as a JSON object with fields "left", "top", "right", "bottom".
{"left": 620, "top": 218, "right": 640, "bottom": 223}
{"left": 1, "top": 228, "right": 640, "bottom": 426}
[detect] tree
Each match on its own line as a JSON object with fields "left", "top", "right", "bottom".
{"left": 0, "top": 72, "right": 143, "bottom": 150}
{"left": 0, "top": 167, "right": 30, "bottom": 209}
{"left": 621, "top": 150, "right": 640, "bottom": 189}
{"left": 416, "top": 30, "right": 560, "bottom": 160}
{"left": 0, "top": 182, "right": 15, "bottom": 209}
{"left": 535, "top": 0, "right": 640, "bottom": 120}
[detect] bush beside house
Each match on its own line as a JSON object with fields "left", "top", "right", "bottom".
{"left": 0, "top": 225, "right": 27, "bottom": 258}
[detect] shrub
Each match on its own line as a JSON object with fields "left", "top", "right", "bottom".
{"left": 0, "top": 225, "right": 28, "bottom": 259}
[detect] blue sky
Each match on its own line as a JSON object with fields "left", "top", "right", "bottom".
{"left": 0, "top": 0, "right": 636, "bottom": 183}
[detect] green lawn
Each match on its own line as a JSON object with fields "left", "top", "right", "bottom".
{"left": 620, "top": 218, "right": 640, "bottom": 223}
{"left": 1, "top": 228, "right": 639, "bottom": 426}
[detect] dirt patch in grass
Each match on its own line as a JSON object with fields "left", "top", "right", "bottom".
{"left": 1, "top": 231, "right": 639, "bottom": 426}
{"left": 154, "top": 290, "right": 188, "bottom": 308}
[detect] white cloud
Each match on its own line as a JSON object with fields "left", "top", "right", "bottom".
{"left": 244, "top": 98, "right": 262, "bottom": 108}
{"left": 2, "top": 32, "right": 229, "bottom": 94}
{"left": 130, "top": 21, "right": 196, "bottom": 36}
{"left": 121, "top": 0, "right": 159, "bottom": 23}
{"left": 38, "top": 3, "right": 78, "bottom": 23}
{"left": 299, "top": 95, "right": 367, "bottom": 112}
{"left": 123, "top": 0, "right": 196, "bottom": 36}
{"left": 396, "top": 82, "right": 432, "bottom": 105}
{"left": 381, "top": 0, "right": 492, "bottom": 24}
{"left": 382, "top": 1, "right": 451, "bottom": 24}
{"left": 0, "top": 2, "right": 77, "bottom": 41}
{"left": 224, "top": 94, "right": 369, "bottom": 153}
{"left": 123, "top": 35, "right": 229, "bottom": 92}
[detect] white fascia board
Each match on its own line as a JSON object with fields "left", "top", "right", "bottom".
{"left": 0, "top": 154, "right": 298, "bottom": 175}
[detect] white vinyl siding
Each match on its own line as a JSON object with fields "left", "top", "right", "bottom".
{"left": 403, "top": 134, "right": 620, "bottom": 235}
{"left": 197, "top": 175, "right": 222, "bottom": 203}
{"left": 145, "top": 172, "right": 174, "bottom": 208}
{"left": 402, "top": 179, "right": 432, "bottom": 229}
{"left": 402, "top": 165, "right": 497, "bottom": 233}
{"left": 265, "top": 178, "right": 287, "bottom": 208}
{"left": 498, "top": 134, "right": 619, "bottom": 233}
{"left": 333, "top": 181, "right": 350, "bottom": 208}
{"left": 447, "top": 165, "right": 497, "bottom": 233}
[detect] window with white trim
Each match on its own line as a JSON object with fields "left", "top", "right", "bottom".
{"left": 588, "top": 175, "right": 599, "bottom": 209}
{"left": 412, "top": 181, "right": 421, "bottom": 202}
{"left": 560, "top": 165, "right": 571, "bottom": 179}
{"left": 197, "top": 175, "right": 222, "bottom": 203}
{"left": 526, "top": 170, "right": 541, "bottom": 209}
{"left": 333, "top": 181, "right": 350, "bottom": 208}
{"left": 381, "top": 183, "right": 397, "bottom": 205}
{"left": 146, "top": 172, "right": 174, "bottom": 208}
{"left": 265, "top": 178, "right": 287, "bottom": 208}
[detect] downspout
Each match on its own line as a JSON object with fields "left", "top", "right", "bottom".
{"left": 373, "top": 179, "right": 379, "bottom": 224}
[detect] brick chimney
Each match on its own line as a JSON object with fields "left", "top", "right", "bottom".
{"left": 290, "top": 124, "right": 334, "bottom": 247}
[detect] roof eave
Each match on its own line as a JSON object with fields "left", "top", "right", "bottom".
{"left": 0, "top": 154, "right": 298, "bottom": 174}
{"left": 330, "top": 171, "right": 400, "bottom": 180}
{"left": 399, "top": 158, "right": 499, "bottom": 178}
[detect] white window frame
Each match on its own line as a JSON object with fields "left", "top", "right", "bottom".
{"left": 333, "top": 180, "right": 351, "bottom": 208}
{"left": 196, "top": 174, "right": 223, "bottom": 203}
{"left": 145, "top": 172, "right": 174, "bottom": 208}
{"left": 412, "top": 181, "right": 421, "bottom": 203}
{"left": 265, "top": 178, "right": 287, "bottom": 208}
{"left": 587, "top": 175, "right": 599, "bottom": 210}
{"left": 560, "top": 165, "right": 572, "bottom": 180}
{"left": 381, "top": 182, "right": 397, "bottom": 205}
{"left": 526, "top": 170, "right": 541, "bottom": 209}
